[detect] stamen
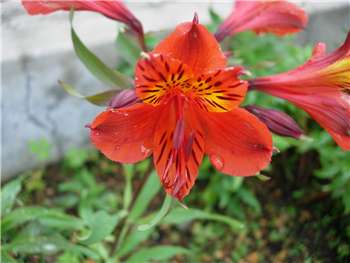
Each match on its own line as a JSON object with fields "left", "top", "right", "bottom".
{"left": 192, "top": 12, "right": 199, "bottom": 25}
{"left": 185, "top": 132, "right": 195, "bottom": 161}
{"left": 173, "top": 118, "right": 185, "bottom": 149}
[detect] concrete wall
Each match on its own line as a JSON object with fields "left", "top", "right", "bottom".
{"left": 1, "top": 1, "right": 349, "bottom": 180}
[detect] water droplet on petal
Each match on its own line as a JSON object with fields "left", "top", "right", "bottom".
{"left": 273, "top": 146, "right": 280, "bottom": 154}
{"left": 210, "top": 154, "right": 224, "bottom": 171}
{"left": 123, "top": 112, "right": 129, "bottom": 117}
{"left": 141, "top": 145, "right": 151, "bottom": 156}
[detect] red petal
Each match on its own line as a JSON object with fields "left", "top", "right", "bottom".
{"left": 311, "top": 43, "right": 327, "bottom": 60}
{"left": 310, "top": 31, "right": 350, "bottom": 68}
{"left": 306, "top": 94, "right": 350, "bottom": 150}
{"left": 216, "top": 0, "right": 308, "bottom": 41}
{"left": 90, "top": 103, "right": 158, "bottom": 163}
{"left": 21, "top": 0, "right": 143, "bottom": 38}
{"left": 135, "top": 53, "right": 247, "bottom": 112}
{"left": 153, "top": 98, "right": 205, "bottom": 200}
{"left": 203, "top": 108, "right": 273, "bottom": 176}
{"left": 192, "top": 67, "right": 247, "bottom": 112}
{"left": 251, "top": 32, "right": 350, "bottom": 92}
{"left": 135, "top": 53, "right": 193, "bottom": 105}
{"left": 154, "top": 18, "right": 226, "bottom": 75}
{"left": 281, "top": 92, "right": 350, "bottom": 150}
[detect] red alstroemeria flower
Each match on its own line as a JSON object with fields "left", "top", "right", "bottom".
{"left": 215, "top": 0, "right": 308, "bottom": 42}
{"left": 22, "top": 0, "right": 144, "bottom": 47}
{"left": 89, "top": 16, "right": 273, "bottom": 200}
{"left": 251, "top": 32, "right": 350, "bottom": 150}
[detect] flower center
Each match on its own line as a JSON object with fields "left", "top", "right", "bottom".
{"left": 135, "top": 53, "right": 247, "bottom": 112}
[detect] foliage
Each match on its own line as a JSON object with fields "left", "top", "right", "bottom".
{"left": 2, "top": 7, "right": 350, "bottom": 263}
{"left": 2, "top": 147, "right": 243, "bottom": 262}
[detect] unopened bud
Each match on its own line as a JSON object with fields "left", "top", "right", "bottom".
{"left": 108, "top": 89, "right": 140, "bottom": 109}
{"left": 245, "top": 105, "right": 304, "bottom": 139}
{"left": 223, "top": 51, "right": 233, "bottom": 59}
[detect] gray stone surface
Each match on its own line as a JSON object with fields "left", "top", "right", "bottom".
{"left": 298, "top": 4, "right": 350, "bottom": 49}
{"left": 1, "top": 45, "right": 116, "bottom": 179}
{"left": 1, "top": 1, "right": 350, "bottom": 180}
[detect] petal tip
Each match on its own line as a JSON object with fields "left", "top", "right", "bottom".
{"left": 140, "top": 51, "right": 151, "bottom": 60}
{"left": 192, "top": 12, "right": 199, "bottom": 25}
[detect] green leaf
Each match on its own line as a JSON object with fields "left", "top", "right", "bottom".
{"left": 57, "top": 251, "right": 81, "bottom": 263}
{"left": 64, "top": 148, "right": 90, "bottom": 169}
{"left": 163, "top": 207, "right": 245, "bottom": 231}
{"left": 207, "top": 7, "right": 222, "bottom": 32}
{"left": 116, "top": 227, "right": 154, "bottom": 258}
{"left": 59, "top": 81, "right": 120, "bottom": 106}
{"left": 28, "top": 138, "right": 52, "bottom": 161}
{"left": 3, "top": 234, "right": 100, "bottom": 259}
{"left": 2, "top": 207, "right": 83, "bottom": 232}
{"left": 231, "top": 177, "right": 244, "bottom": 192}
{"left": 237, "top": 187, "right": 262, "bottom": 215}
{"left": 79, "top": 211, "right": 119, "bottom": 245}
{"left": 69, "top": 11, "right": 131, "bottom": 89}
{"left": 128, "top": 172, "right": 161, "bottom": 221}
{"left": 1, "top": 176, "right": 24, "bottom": 215}
{"left": 256, "top": 174, "right": 271, "bottom": 181}
{"left": 1, "top": 252, "right": 19, "bottom": 263}
{"left": 125, "top": 246, "right": 190, "bottom": 263}
{"left": 116, "top": 29, "right": 141, "bottom": 65}
{"left": 123, "top": 164, "right": 134, "bottom": 210}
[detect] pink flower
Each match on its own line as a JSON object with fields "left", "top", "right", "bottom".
{"left": 22, "top": 0, "right": 144, "bottom": 48}
{"left": 215, "top": 0, "right": 308, "bottom": 42}
{"left": 250, "top": 33, "right": 350, "bottom": 150}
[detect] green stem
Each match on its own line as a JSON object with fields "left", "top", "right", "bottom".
{"left": 137, "top": 194, "right": 173, "bottom": 231}
{"left": 122, "top": 164, "right": 133, "bottom": 210}
{"left": 112, "top": 167, "right": 153, "bottom": 258}
{"left": 115, "top": 222, "right": 130, "bottom": 252}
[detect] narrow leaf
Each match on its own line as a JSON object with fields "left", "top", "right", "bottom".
{"left": 237, "top": 188, "right": 262, "bottom": 215}
{"left": 70, "top": 10, "right": 132, "bottom": 89}
{"left": 1, "top": 176, "right": 23, "bottom": 215}
{"left": 163, "top": 207, "right": 245, "bottom": 231}
{"left": 3, "top": 234, "right": 100, "bottom": 259}
{"left": 125, "top": 246, "right": 189, "bottom": 263}
{"left": 116, "top": 29, "right": 141, "bottom": 65}
{"left": 2, "top": 207, "right": 84, "bottom": 232}
{"left": 256, "top": 173, "right": 271, "bottom": 181}
{"left": 116, "top": 227, "right": 154, "bottom": 258}
{"left": 128, "top": 172, "right": 161, "bottom": 221}
{"left": 59, "top": 81, "right": 119, "bottom": 106}
{"left": 1, "top": 252, "right": 19, "bottom": 263}
{"left": 79, "top": 211, "right": 119, "bottom": 245}
{"left": 123, "top": 165, "right": 134, "bottom": 210}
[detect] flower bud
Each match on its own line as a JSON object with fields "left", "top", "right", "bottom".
{"left": 245, "top": 105, "right": 303, "bottom": 139}
{"left": 108, "top": 89, "right": 140, "bottom": 109}
{"left": 215, "top": 0, "right": 308, "bottom": 42}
